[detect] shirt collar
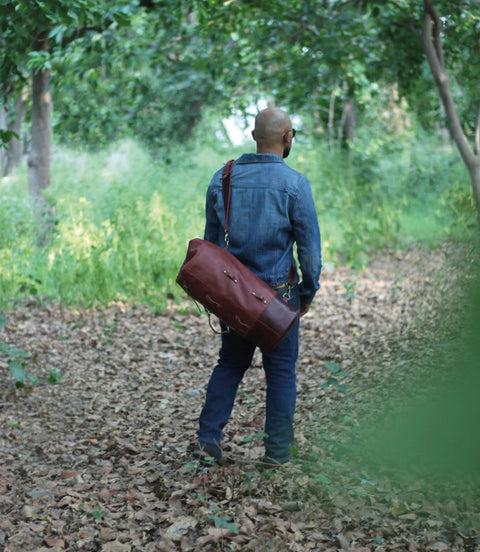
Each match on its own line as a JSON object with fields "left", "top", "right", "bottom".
{"left": 236, "top": 153, "right": 285, "bottom": 164}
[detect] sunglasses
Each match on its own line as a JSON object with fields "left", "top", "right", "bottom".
{"left": 284, "top": 128, "right": 296, "bottom": 138}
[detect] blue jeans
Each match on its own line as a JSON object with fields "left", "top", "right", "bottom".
{"left": 198, "top": 286, "right": 300, "bottom": 463}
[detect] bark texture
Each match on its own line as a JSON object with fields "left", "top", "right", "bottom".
{"left": 5, "top": 92, "right": 26, "bottom": 176}
{"left": 422, "top": 0, "right": 480, "bottom": 215}
{"left": 28, "top": 37, "right": 54, "bottom": 244}
{"left": 0, "top": 104, "right": 6, "bottom": 174}
{"left": 338, "top": 95, "right": 356, "bottom": 149}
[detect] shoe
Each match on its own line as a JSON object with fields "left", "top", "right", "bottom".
{"left": 193, "top": 442, "right": 223, "bottom": 464}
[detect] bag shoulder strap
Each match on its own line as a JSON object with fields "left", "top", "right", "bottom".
{"left": 221, "top": 158, "right": 295, "bottom": 287}
{"left": 221, "top": 159, "right": 235, "bottom": 247}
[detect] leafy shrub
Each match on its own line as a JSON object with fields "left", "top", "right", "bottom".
{"left": 0, "top": 125, "right": 475, "bottom": 310}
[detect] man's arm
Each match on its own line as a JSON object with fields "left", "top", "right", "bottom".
{"left": 204, "top": 183, "right": 220, "bottom": 244}
{"left": 291, "top": 176, "right": 322, "bottom": 308}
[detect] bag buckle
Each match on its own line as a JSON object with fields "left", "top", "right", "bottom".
{"left": 283, "top": 283, "right": 292, "bottom": 301}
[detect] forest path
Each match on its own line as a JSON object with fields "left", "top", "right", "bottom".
{"left": 1, "top": 245, "right": 478, "bottom": 551}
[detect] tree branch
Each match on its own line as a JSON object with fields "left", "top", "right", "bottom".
{"left": 424, "top": 0, "right": 444, "bottom": 68}
{"left": 422, "top": 0, "right": 475, "bottom": 171}
{"left": 475, "top": 102, "right": 480, "bottom": 155}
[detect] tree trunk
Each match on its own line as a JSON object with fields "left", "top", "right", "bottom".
{"left": 471, "top": 163, "right": 480, "bottom": 215}
{"left": 344, "top": 96, "right": 356, "bottom": 144}
{"left": 28, "top": 37, "right": 54, "bottom": 244}
{"left": 5, "top": 92, "right": 26, "bottom": 176}
{"left": 474, "top": 104, "right": 480, "bottom": 211}
{"left": 422, "top": 0, "right": 480, "bottom": 215}
{"left": 338, "top": 92, "right": 356, "bottom": 150}
{"left": 328, "top": 86, "right": 336, "bottom": 152}
{"left": 0, "top": 103, "right": 6, "bottom": 175}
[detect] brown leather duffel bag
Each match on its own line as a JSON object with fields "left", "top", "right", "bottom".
{"left": 176, "top": 160, "right": 299, "bottom": 352}
{"left": 176, "top": 238, "right": 299, "bottom": 352}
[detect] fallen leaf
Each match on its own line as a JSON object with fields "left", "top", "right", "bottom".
{"left": 101, "top": 541, "right": 132, "bottom": 552}
{"left": 165, "top": 516, "right": 197, "bottom": 539}
{"left": 44, "top": 538, "right": 65, "bottom": 548}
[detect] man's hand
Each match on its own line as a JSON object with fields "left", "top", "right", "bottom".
{"left": 300, "top": 302, "right": 310, "bottom": 317}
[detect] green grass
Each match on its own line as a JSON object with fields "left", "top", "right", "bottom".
{"left": 0, "top": 129, "right": 476, "bottom": 310}
{"left": 400, "top": 209, "right": 448, "bottom": 246}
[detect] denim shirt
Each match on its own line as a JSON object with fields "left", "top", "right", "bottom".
{"left": 204, "top": 153, "right": 322, "bottom": 305}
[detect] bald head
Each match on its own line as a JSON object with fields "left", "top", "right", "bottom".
{"left": 254, "top": 108, "right": 291, "bottom": 140}
{"left": 252, "top": 108, "right": 295, "bottom": 158}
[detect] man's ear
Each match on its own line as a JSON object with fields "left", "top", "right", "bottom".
{"left": 251, "top": 130, "right": 256, "bottom": 141}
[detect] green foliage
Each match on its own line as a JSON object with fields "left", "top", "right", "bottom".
{"left": 1, "top": 325, "right": 62, "bottom": 387}
{"left": 91, "top": 506, "right": 102, "bottom": 520}
{"left": 48, "top": 369, "right": 63, "bottom": 384}
{"left": 345, "top": 264, "right": 480, "bottom": 485}
{"left": 295, "top": 251, "right": 480, "bottom": 536}
{"left": 341, "top": 280, "right": 357, "bottom": 303}
{"left": 322, "top": 362, "right": 351, "bottom": 393}
{"left": 207, "top": 504, "right": 239, "bottom": 535}
{"left": 0, "top": 0, "right": 137, "bottom": 99}
{"left": 0, "top": 138, "right": 225, "bottom": 309}
{"left": 0, "top": 129, "right": 19, "bottom": 149}
{"left": 50, "top": 7, "right": 229, "bottom": 150}
{"left": 241, "top": 431, "right": 268, "bottom": 444}
{"left": 0, "top": 341, "right": 35, "bottom": 388}
{"left": 0, "top": 120, "right": 475, "bottom": 310}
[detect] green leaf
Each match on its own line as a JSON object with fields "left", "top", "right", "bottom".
{"left": 27, "top": 373, "right": 39, "bottom": 386}
{"left": 8, "top": 359, "right": 25, "bottom": 385}
{"left": 314, "top": 473, "right": 332, "bottom": 484}
{"left": 48, "top": 24, "right": 67, "bottom": 44}
{"left": 7, "top": 347, "right": 30, "bottom": 359}
{"left": 325, "top": 361, "right": 341, "bottom": 373}
{"left": 227, "top": 522, "right": 240, "bottom": 535}
{"left": 48, "top": 369, "right": 63, "bottom": 384}
{"left": 0, "top": 129, "right": 19, "bottom": 148}
{"left": 241, "top": 431, "right": 268, "bottom": 443}
{"left": 27, "top": 50, "right": 52, "bottom": 72}
{"left": 210, "top": 515, "right": 239, "bottom": 534}
{"left": 92, "top": 507, "right": 102, "bottom": 520}
{"left": 0, "top": 314, "right": 6, "bottom": 326}
{"left": 182, "top": 461, "right": 197, "bottom": 473}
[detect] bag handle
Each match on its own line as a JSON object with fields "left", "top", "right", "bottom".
{"left": 221, "top": 159, "right": 235, "bottom": 248}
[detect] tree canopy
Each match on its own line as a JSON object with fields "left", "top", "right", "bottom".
{"left": 1, "top": 0, "right": 479, "bottom": 211}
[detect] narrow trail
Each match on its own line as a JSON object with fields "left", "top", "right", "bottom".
{"left": 1, "top": 244, "right": 478, "bottom": 551}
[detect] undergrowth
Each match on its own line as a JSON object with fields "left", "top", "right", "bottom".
{"left": 0, "top": 127, "right": 476, "bottom": 310}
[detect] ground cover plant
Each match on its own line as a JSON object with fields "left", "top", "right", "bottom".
{"left": 0, "top": 127, "right": 475, "bottom": 311}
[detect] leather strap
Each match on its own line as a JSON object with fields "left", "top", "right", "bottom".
{"left": 221, "top": 160, "right": 235, "bottom": 240}
{"left": 220, "top": 158, "right": 295, "bottom": 289}
{"left": 272, "top": 266, "right": 296, "bottom": 290}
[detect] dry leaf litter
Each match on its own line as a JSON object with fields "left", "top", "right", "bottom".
{"left": 1, "top": 244, "right": 479, "bottom": 552}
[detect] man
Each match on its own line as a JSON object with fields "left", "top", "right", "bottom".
{"left": 195, "top": 107, "right": 322, "bottom": 466}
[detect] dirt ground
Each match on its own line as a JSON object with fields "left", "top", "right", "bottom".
{"left": 1, "top": 244, "right": 479, "bottom": 552}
